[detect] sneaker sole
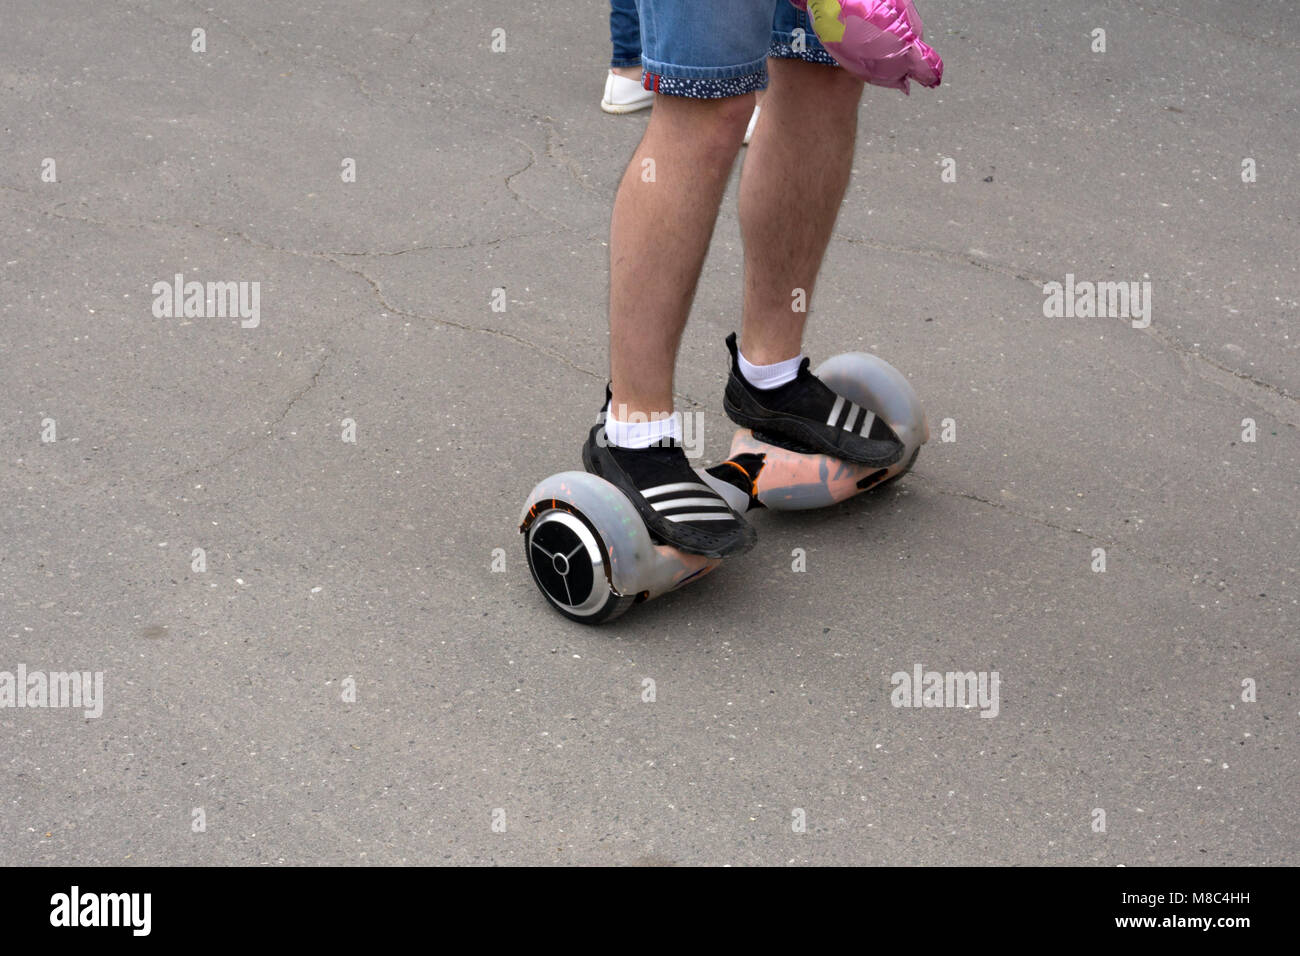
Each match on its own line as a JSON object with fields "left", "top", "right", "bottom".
{"left": 600, "top": 98, "right": 653, "bottom": 114}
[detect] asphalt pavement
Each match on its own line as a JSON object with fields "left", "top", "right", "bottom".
{"left": 1, "top": 0, "right": 1296, "bottom": 865}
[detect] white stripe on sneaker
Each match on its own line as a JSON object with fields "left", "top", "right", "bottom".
{"left": 842, "top": 403, "right": 860, "bottom": 432}
{"left": 826, "top": 395, "right": 845, "bottom": 428}
{"left": 859, "top": 410, "right": 877, "bottom": 437}
{"left": 664, "top": 512, "right": 737, "bottom": 523}
{"left": 651, "top": 497, "right": 728, "bottom": 512}
{"left": 640, "top": 481, "right": 716, "bottom": 499}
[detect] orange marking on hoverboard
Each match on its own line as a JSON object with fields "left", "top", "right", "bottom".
{"left": 719, "top": 458, "right": 760, "bottom": 499}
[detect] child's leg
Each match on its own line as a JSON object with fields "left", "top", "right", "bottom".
{"left": 608, "top": 0, "right": 774, "bottom": 420}
{"left": 738, "top": 55, "right": 864, "bottom": 364}
{"left": 609, "top": 0, "right": 642, "bottom": 80}
{"left": 609, "top": 92, "right": 754, "bottom": 417}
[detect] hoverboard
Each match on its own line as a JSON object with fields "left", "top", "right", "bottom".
{"left": 519, "top": 352, "right": 927, "bottom": 623}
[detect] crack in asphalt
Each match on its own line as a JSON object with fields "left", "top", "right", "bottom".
{"left": 916, "top": 477, "right": 1107, "bottom": 543}
{"left": 502, "top": 134, "right": 585, "bottom": 232}
{"left": 324, "top": 255, "right": 603, "bottom": 380}
{"left": 141, "top": 0, "right": 605, "bottom": 203}
{"left": 164, "top": 0, "right": 275, "bottom": 58}
{"left": 406, "top": 2, "right": 438, "bottom": 46}
{"left": 0, "top": 189, "right": 712, "bottom": 417}
{"left": 832, "top": 232, "right": 1299, "bottom": 421}
{"left": 154, "top": 347, "right": 336, "bottom": 486}
{"left": 909, "top": 472, "right": 1294, "bottom": 608}
{"left": 1131, "top": 1, "right": 1298, "bottom": 52}
{"left": 0, "top": 186, "right": 549, "bottom": 258}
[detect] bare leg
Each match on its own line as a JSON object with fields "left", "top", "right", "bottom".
{"left": 739, "top": 59, "right": 864, "bottom": 364}
{"left": 609, "top": 93, "right": 753, "bottom": 419}
{"left": 611, "top": 65, "right": 642, "bottom": 82}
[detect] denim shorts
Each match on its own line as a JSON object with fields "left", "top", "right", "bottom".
{"left": 636, "top": 0, "right": 839, "bottom": 98}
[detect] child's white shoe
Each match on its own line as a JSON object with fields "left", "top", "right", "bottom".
{"left": 601, "top": 70, "right": 654, "bottom": 114}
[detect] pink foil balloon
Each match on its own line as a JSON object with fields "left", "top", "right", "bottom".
{"left": 789, "top": 0, "right": 943, "bottom": 93}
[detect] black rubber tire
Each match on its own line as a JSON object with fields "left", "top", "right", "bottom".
{"left": 523, "top": 509, "right": 636, "bottom": 625}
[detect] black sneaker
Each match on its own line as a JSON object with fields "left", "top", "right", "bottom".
{"left": 722, "top": 332, "right": 903, "bottom": 466}
{"left": 581, "top": 389, "right": 757, "bottom": 558}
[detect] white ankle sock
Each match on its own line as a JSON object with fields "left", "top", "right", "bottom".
{"left": 603, "top": 403, "right": 683, "bottom": 448}
{"left": 739, "top": 349, "right": 804, "bottom": 389}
